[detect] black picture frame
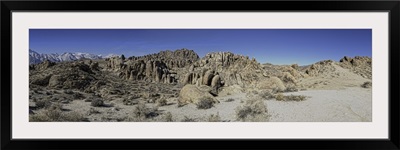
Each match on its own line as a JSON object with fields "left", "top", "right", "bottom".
{"left": 1, "top": 1, "right": 399, "bottom": 149}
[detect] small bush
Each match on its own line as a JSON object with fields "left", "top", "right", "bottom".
{"left": 177, "top": 101, "right": 186, "bottom": 107}
{"left": 275, "top": 93, "right": 285, "bottom": 101}
{"left": 275, "top": 93, "right": 307, "bottom": 101}
{"left": 132, "top": 103, "right": 147, "bottom": 119}
{"left": 73, "top": 92, "right": 85, "bottom": 99}
{"left": 88, "top": 108, "right": 101, "bottom": 115}
{"left": 361, "top": 81, "right": 372, "bottom": 88}
{"left": 227, "top": 92, "right": 231, "bottom": 95}
{"left": 132, "top": 103, "right": 159, "bottom": 121}
{"left": 285, "top": 95, "right": 307, "bottom": 101}
{"left": 225, "top": 98, "right": 235, "bottom": 102}
{"left": 35, "top": 99, "right": 52, "bottom": 109}
{"left": 181, "top": 116, "right": 196, "bottom": 122}
{"left": 196, "top": 97, "right": 215, "bottom": 109}
{"left": 63, "top": 89, "right": 74, "bottom": 94}
{"left": 30, "top": 110, "right": 85, "bottom": 122}
{"left": 91, "top": 99, "right": 104, "bottom": 107}
{"left": 207, "top": 113, "right": 221, "bottom": 122}
{"left": 235, "top": 98, "right": 268, "bottom": 122}
{"left": 157, "top": 98, "right": 168, "bottom": 106}
{"left": 259, "top": 91, "right": 274, "bottom": 100}
{"left": 162, "top": 112, "right": 173, "bottom": 122}
{"left": 61, "top": 112, "right": 85, "bottom": 122}
{"left": 284, "top": 86, "right": 299, "bottom": 92}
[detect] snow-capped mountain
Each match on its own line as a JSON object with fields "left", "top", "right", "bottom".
{"left": 103, "top": 54, "right": 120, "bottom": 58}
{"left": 29, "top": 49, "right": 103, "bottom": 64}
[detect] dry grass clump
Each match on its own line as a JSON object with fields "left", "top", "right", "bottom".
{"left": 91, "top": 99, "right": 104, "bottom": 107}
{"left": 225, "top": 98, "right": 235, "bottom": 102}
{"left": 196, "top": 97, "right": 215, "bottom": 109}
{"left": 284, "top": 85, "right": 299, "bottom": 92}
{"left": 162, "top": 112, "right": 173, "bottom": 122}
{"left": 235, "top": 98, "right": 269, "bottom": 122}
{"left": 87, "top": 108, "right": 101, "bottom": 115}
{"left": 275, "top": 93, "right": 307, "bottom": 102}
{"left": 207, "top": 113, "right": 221, "bottom": 122}
{"left": 181, "top": 116, "right": 196, "bottom": 122}
{"left": 30, "top": 104, "right": 85, "bottom": 122}
{"left": 35, "top": 99, "right": 52, "bottom": 109}
{"left": 361, "top": 81, "right": 372, "bottom": 88}
{"left": 132, "top": 103, "right": 159, "bottom": 121}
{"left": 73, "top": 92, "right": 85, "bottom": 99}
{"left": 259, "top": 90, "right": 274, "bottom": 100}
{"left": 63, "top": 89, "right": 74, "bottom": 94}
{"left": 156, "top": 97, "right": 168, "bottom": 106}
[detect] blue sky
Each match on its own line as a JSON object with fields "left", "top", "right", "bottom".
{"left": 29, "top": 29, "right": 371, "bottom": 65}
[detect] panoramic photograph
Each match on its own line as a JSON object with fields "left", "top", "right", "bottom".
{"left": 28, "top": 29, "right": 372, "bottom": 122}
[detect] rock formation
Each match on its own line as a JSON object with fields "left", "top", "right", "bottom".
{"left": 178, "top": 84, "right": 219, "bottom": 105}
{"left": 339, "top": 56, "right": 372, "bottom": 79}
{"left": 304, "top": 60, "right": 336, "bottom": 77}
{"left": 106, "top": 48, "right": 199, "bottom": 83}
{"left": 181, "top": 52, "right": 267, "bottom": 92}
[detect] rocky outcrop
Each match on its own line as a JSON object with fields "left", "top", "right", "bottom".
{"left": 256, "top": 76, "right": 286, "bottom": 91}
{"left": 181, "top": 52, "right": 266, "bottom": 91}
{"left": 30, "top": 60, "right": 97, "bottom": 90}
{"left": 29, "top": 60, "right": 56, "bottom": 71}
{"left": 106, "top": 48, "right": 199, "bottom": 83}
{"left": 304, "top": 60, "right": 336, "bottom": 77}
{"left": 339, "top": 56, "right": 372, "bottom": 79}
{"left": 178, "top": 84, "right": 218, "bottom": 105}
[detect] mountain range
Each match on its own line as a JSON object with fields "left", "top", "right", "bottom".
{"left": 29, "top": 49, "right": 118, "bottom": 64}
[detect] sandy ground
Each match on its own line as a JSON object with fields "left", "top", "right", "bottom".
{"left": 59, "top": 85, "right": 371, "bottom": 122}
{"left": 267, "top": 87, "right": 372, "bottom": 122}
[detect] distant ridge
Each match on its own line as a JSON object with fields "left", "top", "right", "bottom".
{"left": 29, "top": 49, "right": 104, "bottom": 64}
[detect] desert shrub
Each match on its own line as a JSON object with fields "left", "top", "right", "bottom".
{"left": 162, "top": 112, "right": 173, "bottom": 122}
{"left": 251, "top": 90, "right": 259, "bottom": 95}
{"left": 61, "top": 112, "right": 85, "bottom": 122}
{"left": 181, "top": 116, "right": 196, "bottom": 122}
{"left": 29, "top": 113, "right": 51, "bottom": 122}
{"left": 177, "top": 101, "right": 186, "bottom": 107}
{"left": 63, "top": 89, "right": 74, "bottom": 94}
{"left": 35, "top": 99, "right": 52, "bottom": 109}
{"left": 235, "top": 98, "right": 268, "bottom": 122}
{"left": 196, "top": 97, "right": 215, "bottom": 109}
{"left": 361, "top": 81, "right": 372, "bottom": 88}
{"left": 73, "top": 92, "right": 85, "bottom": 99}
{"left": 91, "top": 99, "right": 104, "bottom": 107}
{"left": 259, "top": 91, "right": 274, "bottom": 100}
{"left": 284, "top": 86, "right": 299, "bottom": 92}
{"left": 227, "top": 92, "right": 231, "bottom": 95}
{"left": 156, "top": 98, "right": 168, "bottom": 106}
{"left": 88, "top": 108, "right": 101, "bottom": 115}
{"left": 132, "top": 103, "right": 147, "bottom": 119}
{"left": 30, "top": 109, "right": 85, "bottom": 122}
{"left": 285, "top": 95, "right": 307, "bottom": 101}
{"left": 45, "top": 91, "right": 52, "bottom": 95}
{"left": 30, "top": 107, "right": 62, "bottom": 122}
{"left": 275, "top": 93, "right": 307, "bottom": 101}
{"left": 132, "top": 103, "right": 159, "bottom": 120}
{"left": 207, "top": 113, "right": 221, "bottom": 122}
{"left": 275, "top": 93, "right": 285, "bottom": 101}
{"left": 225, "top": 98, "right": 235, "bottom": 102}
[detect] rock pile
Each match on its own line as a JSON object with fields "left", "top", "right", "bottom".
{"left": 339, "top": 56, "right": 372, "bottom": 79}
{"left": 30, "top": 61, "right": 97, "bottom": 90}
{"left": 304, "top": 60, "right": 336, "bottom": 77}
{"left": 181, "top": 52, "right": 266, "bottom": 90}
{"left": 106, "top": 48, "right": 199, "bottom": 83}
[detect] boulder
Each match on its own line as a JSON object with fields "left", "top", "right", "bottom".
{"left": 256, "top": 77, "right": 286, "bottom": 92}
{"left": 178, "top": 84, "right": 218, "bottom": 105}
